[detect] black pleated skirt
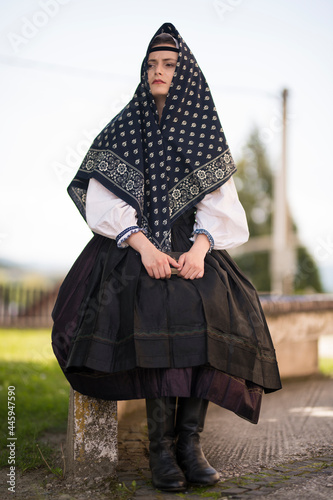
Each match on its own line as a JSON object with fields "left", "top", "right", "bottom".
{"left": 52, "top": 210, "right": 281, "bottom": 424}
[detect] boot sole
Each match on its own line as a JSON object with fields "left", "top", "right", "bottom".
{"left": 187, "top": 478, "right": 220, "bottom": 486}
{"left": 152, "top": 479, "right": 187, "bottom": 492}
{"left": 154, "top": 485, "right": 187, "bottom": 492}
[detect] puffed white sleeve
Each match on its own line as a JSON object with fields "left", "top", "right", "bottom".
{"left": 192, "top": 177, "right": 249, "bottom": 251}
{"left": 85, "top": 178, "right": 145, "bottom": 248}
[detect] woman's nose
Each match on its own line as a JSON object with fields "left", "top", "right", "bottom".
{"left": 155, "top": 64, "right": 162, "bottom": 75}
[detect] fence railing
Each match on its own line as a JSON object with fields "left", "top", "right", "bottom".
{"left": 0, "top": 284, "right": 59, "bottom": 328}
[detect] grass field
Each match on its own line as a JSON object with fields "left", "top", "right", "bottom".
{"left": 0, "top": 330, "right": 69, "bottom": 471}
{"left": 319, "top": 357, "right": 333, "bottom": 376}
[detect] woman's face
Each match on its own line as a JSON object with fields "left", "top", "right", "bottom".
{"left": 147, "top": 45, "right": 178, "bottom": 100}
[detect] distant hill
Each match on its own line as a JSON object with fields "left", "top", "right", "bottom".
{"left": 0, "top": 258, "right": 23, "bottom": 270}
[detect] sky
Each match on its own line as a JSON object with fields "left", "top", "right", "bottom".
{"left": 0, "top": 0, "right": 333, "bottom": 289}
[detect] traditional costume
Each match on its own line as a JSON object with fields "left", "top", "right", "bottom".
{"left": 52, "top": 22, "right": 281, "bottom": 491}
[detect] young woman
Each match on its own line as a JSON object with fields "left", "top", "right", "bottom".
{"left": 52, "top": 23, "right": 281, "bottom": 493}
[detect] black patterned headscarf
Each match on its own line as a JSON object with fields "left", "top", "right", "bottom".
{"left": 68, "top": 22, "right": 237, "bottom": 251}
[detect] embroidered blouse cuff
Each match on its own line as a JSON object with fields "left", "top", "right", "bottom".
{"left": 192, "top": 229, "right": 214, "bottom": 253}
{"left": 116, "top": 226, "right": 146, "bottom": 248}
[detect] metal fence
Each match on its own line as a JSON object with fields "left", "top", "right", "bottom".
{"left": 0, "top": 284, "right": 59, "bottom": 328}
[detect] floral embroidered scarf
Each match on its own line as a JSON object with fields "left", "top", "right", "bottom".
{"left": 68, "top": 22, "right": 237, "bottom": 251}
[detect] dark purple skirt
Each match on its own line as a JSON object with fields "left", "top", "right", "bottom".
{"left": 52, "top": 211, "right": 281, "bottom": 424}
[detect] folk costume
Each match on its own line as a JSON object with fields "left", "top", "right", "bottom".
{"left": 52, "top": 22, "right": 281, "bottom": 491}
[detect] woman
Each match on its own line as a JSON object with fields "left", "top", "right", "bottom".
{"left": 52, "top": 23, "right": 281, "bottom": 493}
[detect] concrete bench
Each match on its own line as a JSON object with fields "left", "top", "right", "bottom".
{"left": 66, "top": 389, "right": 118, "bottom": 478}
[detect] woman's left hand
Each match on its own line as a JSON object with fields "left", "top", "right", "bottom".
{"left": 177, "top": 233, "right": 210, "bottom": 280}
{"left": 177, "top": 250, "right": 205, "bottom": 280}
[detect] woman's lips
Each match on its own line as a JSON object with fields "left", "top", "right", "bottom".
{"left": 152, "top": 79, "right": 166, "bottom": 84}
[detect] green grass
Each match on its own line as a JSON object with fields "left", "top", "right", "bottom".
{"left": 0, "top": 329, "right": 70, "bottom": 471}
{"left": 319, "top": 357, "right": 333, "bottom": 376}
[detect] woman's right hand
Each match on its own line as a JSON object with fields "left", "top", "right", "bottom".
{"left": 141, "top": 248, "right": 179, "bottom": 279}
{"left": 126, "top": 231, "right": 180, "bottom": 279}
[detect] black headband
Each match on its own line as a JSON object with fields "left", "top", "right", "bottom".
{"left": 149, "top": 46, "right": 179, "bottom": 53}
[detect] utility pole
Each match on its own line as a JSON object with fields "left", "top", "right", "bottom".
{"left": 271, "top": 88, "right": 296, "bottom": 295}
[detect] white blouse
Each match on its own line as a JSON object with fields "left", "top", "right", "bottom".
{"left": 86, "top": 177, "right": 249, "bottom": 250}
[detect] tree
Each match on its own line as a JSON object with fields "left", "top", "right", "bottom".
{"left": 233, "top": 128, "right": 323, "bottom": 293}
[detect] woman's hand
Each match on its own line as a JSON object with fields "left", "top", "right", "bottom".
{"left": 141, "top": 247, "right": 179, "bottom": 279}
{"left": 177, "top": 234, "right": 210, "bottom": 280}
{"left": 126, "top": 231, "right": 179, "bottom": 279}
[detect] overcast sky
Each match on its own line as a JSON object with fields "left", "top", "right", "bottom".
{"left": 0, "top": 0, "right": 332, "bottom": 289}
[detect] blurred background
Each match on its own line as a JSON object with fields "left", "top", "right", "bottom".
{"left": 0, "top": 0, "right": 333, "bottom": 477}
{"left": 1, "top": 0, "right": 333, "bottom": 299}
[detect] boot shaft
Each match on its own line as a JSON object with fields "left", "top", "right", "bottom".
{"left": 176, "top": 397, "right": 209, "bottom": 436}
{"left": 146, "top": 397, "right": 177, "bottom": 450}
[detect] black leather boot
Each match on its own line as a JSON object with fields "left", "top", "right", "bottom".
{"left": 146, "top": 397, "right": 187, "bottom": 492}
{"left": 176, "top": 397, "right": 220, "bottom": 485}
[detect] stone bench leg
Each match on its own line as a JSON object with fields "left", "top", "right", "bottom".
{"left": 66, "top": 388, "right": 118, "bottom": 478}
